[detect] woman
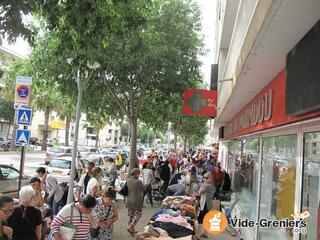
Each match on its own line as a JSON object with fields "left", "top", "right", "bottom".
{"left": 7, "top": 186, "right": 42, "bottom": 240}
{"left": 29, "top": 177, "right": 44, "bottom": 208}
{"left": 91, "top": 187, "right": 118, "bottom": 240}
{"left": 141, "top": 163, "right": 154, "bottom": 207}
{"left": 87, "top": 167, "right": 103, "bottom": 197}
{"left": 50, "top": 194, "right": 96, "bottom": 240}
{"left": 0, "top": 195, "right": 14, "bottom": 240}
{"left": 196, "top": 172, "right": 214, "bottom": 239}
{"left": 106, "top": 158, "right": 117, "bottom": 187}
{"left": 126, "top": 168, "right": 144, "bottom": 235}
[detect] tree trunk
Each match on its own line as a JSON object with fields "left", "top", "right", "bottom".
{"left": 95, "top": 128, "right": 100, "bottom": 149}
{"left": 10, "top": 109, "right": 18, "bottom": 151}
{"left": 65, "top": 117, "right": 70, "bottom": 146}
{"left": 6, "top": 121, "right": 11, "bottom": 142}
{"left": 183, "top": 137, "right": 187, "bottom": 153}
{"left": 173, "top": 130, "right": 178, "bottom": 152}
{"left": 129, "top": 117, "right": 138, "bottom": 172}
{"left": 41, "top": 107, "right": 50, "bottom": 151}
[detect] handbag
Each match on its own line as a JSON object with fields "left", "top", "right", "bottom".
{"left": 48, "top": 204, "right": 77, "bottom": 240}
{"left": 119, "top": 182, "right": 128, "bottom": 196}
{"left": 90, "top": 204, "right": 112, "bottom": 238}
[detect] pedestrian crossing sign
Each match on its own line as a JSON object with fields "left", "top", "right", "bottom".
{"left": 15, "top": 129, "right": 31, "bottom": 147}
{"left": 17, "top": 108, "right": 32, "bottom": 126}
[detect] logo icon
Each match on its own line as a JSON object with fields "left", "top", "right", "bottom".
{"left": 17, "top": 85, "right": 30, "bottom": 98}
{"left": 203, "top": 210, "right": 228, "bottom": 235}
{"left": 17, "top": 108, "right": 32, "bottom": 126}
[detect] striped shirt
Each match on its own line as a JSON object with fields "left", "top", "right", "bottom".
{"left": 51, "top": 203, "right": 91, "bottom": 240}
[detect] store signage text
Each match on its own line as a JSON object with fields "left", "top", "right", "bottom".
{"left": 225, "top": 90, "right": 272, "bottom": 137}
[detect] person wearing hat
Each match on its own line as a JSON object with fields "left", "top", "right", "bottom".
{"left": 125, "top": 168, "right": 144, "bottom": 236}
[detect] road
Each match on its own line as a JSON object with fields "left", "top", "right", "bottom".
{"left": 0, "top": 151, "right": 46, "bottom": 176}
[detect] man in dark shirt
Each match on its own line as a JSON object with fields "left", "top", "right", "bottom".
{"left": 159, "top": 160, "right": 171, "bottom": 194}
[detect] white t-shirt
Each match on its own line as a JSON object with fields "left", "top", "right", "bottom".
{"left": 86, "top": 177, "right": 98, "bottom": 196}
{"left": 142, "top": 169, "right": 153, "bottom": 185}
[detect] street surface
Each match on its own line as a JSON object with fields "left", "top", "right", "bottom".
{"left": 0, "top": 151, "right": 46, "bottom": 176}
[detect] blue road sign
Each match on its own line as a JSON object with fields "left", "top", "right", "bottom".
{"left": 15, "top": 129, "right": 30, "bottom": 147}
{"left": 17, "top": 108, "right": 32, "bottom": 126}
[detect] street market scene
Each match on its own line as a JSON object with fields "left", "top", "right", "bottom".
{"left": 0, "top": 1, "right": 319, "bottom": 240}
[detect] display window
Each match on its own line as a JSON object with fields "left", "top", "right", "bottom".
{"left": 259, "top": 134, "right": 297, "bottom": 240}
{"left": 228, "top": 138, "right": 260, "bottom": 220}
{"left": 301, "top": 131, "right": 320, "bottom": 240}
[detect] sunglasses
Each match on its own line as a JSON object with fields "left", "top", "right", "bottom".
{"left": 0, "top": 208, "right": 14, "bottom": 214}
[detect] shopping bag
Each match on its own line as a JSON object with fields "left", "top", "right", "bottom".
{"left": 119, "top": 182, "right": 128, "bottom": 196}
{"left": 212, "top": 199, "right": 221, "bottom": 210}
{"left": 60, "top": 223, "right": 76, "bottom": 240}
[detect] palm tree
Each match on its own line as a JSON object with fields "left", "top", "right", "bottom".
{"left": 56, "top": 96, "right": 76, "bottom": 146}
{"left": 32, "top": 82, "right": 60, "bottom": 151}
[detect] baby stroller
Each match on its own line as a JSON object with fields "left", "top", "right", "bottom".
{"left": 151, "top": 177, "right": 165, "bottom": 205}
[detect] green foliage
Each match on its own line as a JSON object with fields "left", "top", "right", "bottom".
{"left": 0, "top": 0, "right": 36, "bottom": 44}
{"left": 0, "top": 97, "right": 14, "bottom": 122}
{"left": 178, "top": 116, "right": 208, "bottom": 147}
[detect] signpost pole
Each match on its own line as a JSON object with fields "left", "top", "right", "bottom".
{"left": 17, "top": 126, "right": 27, "bottom": 195}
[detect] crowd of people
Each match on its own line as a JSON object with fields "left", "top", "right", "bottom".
{"left": 0, "top": 147, "right": 232, "bottom": 240}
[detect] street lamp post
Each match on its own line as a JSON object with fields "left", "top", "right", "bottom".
{"left": 67, "top": 61, "right": 100, "bottom": 204}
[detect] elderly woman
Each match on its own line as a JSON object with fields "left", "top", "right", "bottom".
{"left": 91, "top": 187, "right": 118, "bottom": 240}
{"left": 196, "top": 172, "right": 214, "bottom": 239}
{"left": 7, "top": 186, "right": 42, "bottom": 240}
{"left": 126, "top": 168, "right": 144, "bottom": 235}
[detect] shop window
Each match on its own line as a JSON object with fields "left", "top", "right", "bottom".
{"left": 259, "top": 134, "right": 297, "bottom": 240}
{"left": 301, "top": 132, "right": 320, "bottom": 240}
{"left": 228, "top": 138, "right": 260, "bottom": 220}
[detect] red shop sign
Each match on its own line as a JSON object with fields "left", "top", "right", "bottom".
{"left": 224, "top": 70, "right": 320, "bottom": 139}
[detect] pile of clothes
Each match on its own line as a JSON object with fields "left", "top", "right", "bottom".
{"left": 137, "top": 196, "right": 196, "bottom": 240}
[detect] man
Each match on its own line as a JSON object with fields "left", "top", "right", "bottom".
{"left": 211, "top": 164, "right": 225, "bottom": 198}
{"left": 141, "top": 163, "right": 154, "bottom": 206}
{"left": 77, "top": 162, "right": 95, "bottom": 198}
{"left": 36, "top": 167, "right": 64, "bottom": 217}
{"left": 159, "top": 160, "right": 170, "bottom": 194}
{"left": 0, "top": 195, "right": 14, "bottom": 240}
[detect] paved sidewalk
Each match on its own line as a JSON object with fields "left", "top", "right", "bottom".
{"left": 113, "top": 201, "right": 238, "bottom": 240}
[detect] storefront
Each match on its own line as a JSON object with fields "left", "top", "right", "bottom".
{"left": 219, "top": 69, "right": 320, "bottom": 240}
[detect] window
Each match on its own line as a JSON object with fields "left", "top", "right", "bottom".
{"left": 228, "top": 138, "right": 260, "bottom": 220}
{"left": 87, "top": 127, "right": 94, "bottom": 134}
{"left": 301, "top": 132, "right": 320, "bottom": 240}
{"left": 49, "top": 159, "right": 71, "bottom": 169}
{"left": 0, "top": 166, "right": 20, "bottom": 180}
{"left": 109, "top": 129, "right": 112, "bottom": 134}
{"left": 259, "top": 134, "right": 297, "bottom": 240}
{"left": 48, "top": 147, "right": 65, "bottom": 154}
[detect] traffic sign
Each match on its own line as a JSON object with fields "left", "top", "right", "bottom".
{"left": 14, "top": 76, "right": 32, "bottom": 109}
{"left": 17, "top": 108, "right": 32, "bottom": 126}
{"left": 15, "top": 129, "right": 31, "bottom": 147}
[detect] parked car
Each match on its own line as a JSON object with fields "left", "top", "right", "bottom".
{"left": 0, "top": 164, "right": 31, "bottom": 197}
{"left": 38, "top": 139, "right": 55, "bottom": 147}
{"left": 78, "top": 146, "right": 98, "bottom": 158}
{"left": 45, "top": 146, "right": 72, "bottom": 165}
{"left": 30, "top": 137, "right": 39, "bottom": 145}
{"left": 0, "top": 137, "right": 10, "bottom": 149}
{"left": 100, "top": 148, "right": 117, "bottom": 160}
{"left": 47, "top": 157, "right": 88, "bottom": 183}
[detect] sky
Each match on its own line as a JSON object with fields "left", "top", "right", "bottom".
{"left": 2, "top": 0, "right": 217, "bottom": 86}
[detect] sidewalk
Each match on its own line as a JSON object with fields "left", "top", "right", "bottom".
{"left": 113, "top": 201, "right": 238, "bottom": 240}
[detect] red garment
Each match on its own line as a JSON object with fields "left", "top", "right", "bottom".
{"left": 211, "top": 169, "right": 224, "bottom": 186}
{"left": 170, "top": 157, "right": 177, "bottom": 168}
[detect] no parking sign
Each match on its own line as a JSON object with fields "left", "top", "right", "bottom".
{"left": 14, "top": 76, "right": 32, "bottom": 108}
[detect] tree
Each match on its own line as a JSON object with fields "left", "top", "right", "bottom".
{"left": 0, "top": 0, "right": 36, "bottom": 44}
{"left": 92, "top": 0, "right": 203, "bottom": 170}
{"left": 0, "top": 97, "right": 15, "bottom": 140}
{"left": 177, "top": 116, "right": 208, "bottom": 152}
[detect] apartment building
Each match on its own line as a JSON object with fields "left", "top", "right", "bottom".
{"left": 214, "top": 1, "right": 320, "bottom": 239}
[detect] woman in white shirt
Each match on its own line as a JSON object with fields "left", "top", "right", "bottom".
{"left": 87, "top": 167, "right": 103, "bottom": 197}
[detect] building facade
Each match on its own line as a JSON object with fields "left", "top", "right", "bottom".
{"left": 214, "top": 0, "right": 320, "bottom": 240}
